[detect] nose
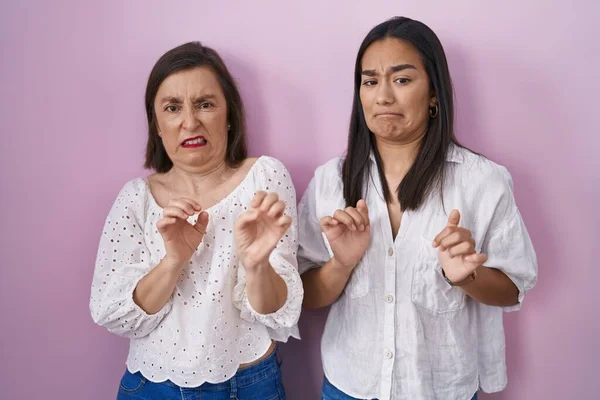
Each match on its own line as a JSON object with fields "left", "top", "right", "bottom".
{"left": 182, "top": 105, "right": 200, "bottom": 131}
{"left": 375, "top": 81, "right": 395, "bottom": 106}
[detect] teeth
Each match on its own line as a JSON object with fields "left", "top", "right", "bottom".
{"left": 184, "top": 138, "right": 206, "bottom": 145}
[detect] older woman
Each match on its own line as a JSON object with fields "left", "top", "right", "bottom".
{"left": 299, "top": 17, "right": 537, "bottom": 400}
{"left": 90, "top": 42, "right": 302, "bottom": 399}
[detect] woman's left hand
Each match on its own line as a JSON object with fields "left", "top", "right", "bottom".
{"left": 433, "top": 209, "right": 488, "bottom": 284}
{"left": 234, "top": 191, "right": 292, "bottom": 271}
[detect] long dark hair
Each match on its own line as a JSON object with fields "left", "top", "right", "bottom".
{"left": 144, "top": 42, "right": 247, "bottom": 172}
{"left": 343, "top": 17, "right": 459, "bottom": 210}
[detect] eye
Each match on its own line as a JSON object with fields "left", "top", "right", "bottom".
{"left": 165, "top": 105, "right": 179, "bottom": 112}
{"left": 362, "top": 80, "right": 377, "bottom": 86}
{"left": 199, "top": 102, "right": 214, "bottom": 109}
{"left": 394, "top": 78, "right": 410, "bottom": 84}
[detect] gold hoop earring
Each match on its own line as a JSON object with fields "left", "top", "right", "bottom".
{"left": 429, "top": 104, "right": 439, "bottom": 118}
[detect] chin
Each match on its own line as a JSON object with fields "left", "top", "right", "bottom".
{"left": 182, "top": 153, "right": 212, "bottom": 167}
{"left": 371, "top": 127, "right": 406, "bottom": 141}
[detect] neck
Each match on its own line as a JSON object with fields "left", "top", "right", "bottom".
{"left": 375, "top": 135, "right": 422, "bottom": 178}
{"left": 167, "top": 161, "right": 230, "bottom": 196}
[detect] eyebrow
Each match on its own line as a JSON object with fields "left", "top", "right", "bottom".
{"left": 361, "top": 64, "right": 417, "bottom": 77}
{"left": 159, "top": 94, "right": 217, "bottom": 105}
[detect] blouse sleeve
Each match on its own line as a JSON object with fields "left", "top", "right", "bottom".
{"left": 232, "top": 157, "right": 303, "bottom": 331}
{"left": 89, "top": 179, "right": 172, "bottom": 338}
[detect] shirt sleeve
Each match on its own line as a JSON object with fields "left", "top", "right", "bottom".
{"left": 232, "top": 158, "right": 303, "bottom": 331}
{"left": 480, "top": 166, "right": 538, "bottom": 312}
{"left": 89, "top": 179, "right": 172, "bottom": 338}
{"left": 297, "top": 176, "right": 332, "bottom": 274}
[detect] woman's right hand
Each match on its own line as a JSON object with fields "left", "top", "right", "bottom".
{"left": 157, "top": 198, "right": 210, "bottom": 269}
{"left": 320, "top": 199, "right": 371, "bottom": 270}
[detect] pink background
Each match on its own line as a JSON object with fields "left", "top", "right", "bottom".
{"left": 1, "top": 1, "right": 598, "bottom": 399}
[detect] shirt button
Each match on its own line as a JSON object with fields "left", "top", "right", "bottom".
{"left": 385, "top": 294, "right": 394, "bottom": 303}
{"left": 384, "top": 349, "right": 394, "bottom": 359}
{"left": 387, "top": 247, "right": 394, "bottom": 256}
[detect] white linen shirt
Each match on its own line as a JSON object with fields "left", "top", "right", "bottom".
{"left": 298, "top": 145, "right": 537, "bottom": 400}
{"left": 90, "top": 156, "right": 303, "bottom": 387}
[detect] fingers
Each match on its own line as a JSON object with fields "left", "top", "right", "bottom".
{"left": 344, "top": 207, "right": 366, "bottom": 231}
{"left": 267, "top": 200, "right": 286, "bottom": 219}
{"left": 319, "top": 216, "right": 339, "bottom": 229}
{"left": 178, "top": 197, "right": 202, "bottom": 212}
{"left": 163, "top": 206, "right": 191, "bottom": 220}
{"left": 235, "top": 208, "right": 259, "bottom": 229}
{"left": 446, "top": 209, "right": 461, "bottom": 227}
{"left": 163, "top": 198, "right": 203, "bottom": 220}
{"left": 322, "top": 201, "right": 370, "bottom": 232}
{"left": 434, "top": 209, "right": 462, "bottom": 246}
{"left": 259, "top": 193, "right": 280, "bottom": 212}
{"left": 194, "top": 211, "right": 210, "bottom": 234}
{"left": 447, "top": 239, "right": 476, "bottom": 257}
{"left": 332, "top": 209, "right": 358, "bottom": 231}
{"left": 433, "top": 226, "right": 449, "bottom": 248}
{"left": 433, "top": 226, "right": 471, "bottom": 249}
{"left": 437, "top": 229, "right": 472, "bottom": 251}
{"left": 159, "top": 198, "right": 205, "bottom": 234}
{"left": 252, "top": 192, "right": 288, "bottom": 220}
{"left": 276, "top": 215, "right": 292, "bottom": 228}
{"left": 251, "top": 191, "right": 268, "bottom": 208}
{"left": 235, "top": 207, "right": 290, "bottom": 233}
{"left": 465, "top": 252, "right": 488, "bottom": 265}
{"left": 356, "top": 199, "right": 370, "bottom": 227}
{"left": 157, "top": 217, "right": 177, "bottom": 232}
{"left": 169, "top": 198, "right": 201, "bottom": 215}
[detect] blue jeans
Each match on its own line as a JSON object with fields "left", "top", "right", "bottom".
{"left": 117, "top": 349, "right": 286, "bottom": 400}
{"left": 321, "top": 377, "right": 478, "bottom": 400}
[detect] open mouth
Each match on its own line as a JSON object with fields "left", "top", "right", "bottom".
{"left": 181, "top": 136, "right": 207, "bottom": 148}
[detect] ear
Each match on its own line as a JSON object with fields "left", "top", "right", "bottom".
{"left": 429, "top": 93, "right": 438, "bottom": 108}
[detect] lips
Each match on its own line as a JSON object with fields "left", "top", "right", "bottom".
{"left": 374, "top": 112, "right": 403, "bottom": 117}
{"left": 181, "top": 136, "right": 207, "bottom": 148}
